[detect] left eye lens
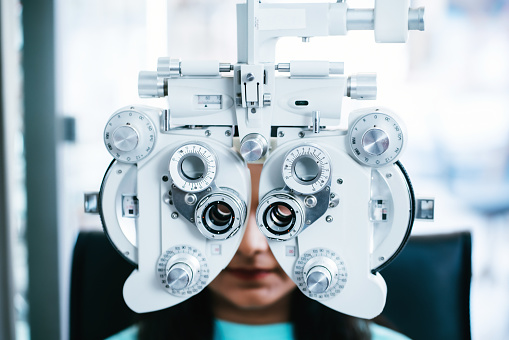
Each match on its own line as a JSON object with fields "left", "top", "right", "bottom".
{"left": 207, "top": 202, "right": 233, "bottom": 227}
{"left": 202, "top": 201, "right": 234, "bottom": 234}
{"left": 269, "top": 204, "right": 293, "bottom": 227}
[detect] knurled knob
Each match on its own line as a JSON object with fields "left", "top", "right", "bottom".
{"left": 362, "top": 128, "right": 389, "bottom": 156}
{"left": 306, "top": 266, "right": 332, "bottom": 294}
{"left": 167, "top": 262, "right": 193, "bottom": 290}
{"left": 240, "top": 133, "right": 268, "bottom": 162}
{"left": 112, "top": 125, "right": 139, "bottom": 152}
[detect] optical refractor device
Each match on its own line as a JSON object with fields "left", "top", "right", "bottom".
{"left": 85, "top": 0, "right": 434, "bottom": 319}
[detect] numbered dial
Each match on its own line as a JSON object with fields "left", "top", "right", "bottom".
{"left": 104, "top": 109, "right": 156, "bottom": 163}
{"left": 294, "top": 248, "right": 347, "bottom": 300}
{"left": 157, "top": 245, "right": 209, "bottom": 297}
{"left": 348, "top": 112, "right": 404, "bottom": 167}
{"left": 282, "top": 145, "right": 332, "bottom": 194}
{"left": 169, "top": 143, "right": 217, "bottom": 192}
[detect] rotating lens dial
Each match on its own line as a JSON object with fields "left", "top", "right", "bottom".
{"left": 348, "top": 111, "right": 404, "bottom": 167}
{"left": 104, "top": 109, "right": 156, "bottom": 163}
{"left": 169, "top": 143, "right": 217, "bottom": 192}
{"left": 282, "top": 145, "right": 332, "bottom": 194}
{"left": 157, "top": 245, "right": 209, "bottom": 297}
{"left": 294, "top": 248, "right": 347, "bottom": 300}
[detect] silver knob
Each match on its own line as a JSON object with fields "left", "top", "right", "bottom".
{"left": 347, "top": 73, "right": 377, "bottom": 100}
{"left": 112, "top": 126, "right": 139, "bottom": 152}
{"left": 362, "top": 128, "right": 389, "bottom": 156}
{"left": 138, "top": 71, "right": 166, "bottom": 98}
{"left": 240, "top": 133, "right": 268, "bottom": 162}
{"left": 167, "top": 262, "right": 193, "bottom": 290}
{"left": 408, "top": 8, "right": 425, "bottom": 31}
{"left": 306, "top": 266, "right": 332, "bottom": 294}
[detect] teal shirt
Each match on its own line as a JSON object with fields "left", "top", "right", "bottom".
{"left": 106, "top": 319, "right": 411, "bottom": 340}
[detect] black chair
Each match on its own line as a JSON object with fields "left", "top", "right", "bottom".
{"left": 70, "top": 231, "right": 471, "bottom": 340}
{"left": 380, "top": 232, "right": 472, "bottom": 340}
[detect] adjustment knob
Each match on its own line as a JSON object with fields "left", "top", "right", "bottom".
{"left": 240, "top": 133, "right": 268, "bottom": 162}
{"left": 306, "top": 266, "right": 332, "bottom": 294}
{"left": 294, "top": 252, "right": 342, "bottom": 298}
{"left": 362, "top": 128, "right": 389, "bottom": 156}
{"left": 347, "top": 73, "right": 377, "bottom": 100}
{"left": 112, "top": 126, "right": 139, "bottom": 152}
{"left": 347, "top": 109, "right": 405, "bottom": 167}
{"left": 167, "top": 262, "right": 193, "bottom": 290}
{"left": 157, "top": 248, "right": 207, "bottom": 296}
{"left": 104, "top": 108, "right": 156, "bottom": 163}
{"left": 138, "top": 71, "right": 166, "bottom": 98}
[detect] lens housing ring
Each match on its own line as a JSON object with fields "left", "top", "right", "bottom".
{"left": 195, "top": 191, "right": 246, "bottom": 240}
{"left": 256, "top": 192, "right": 305, "bottom": 241}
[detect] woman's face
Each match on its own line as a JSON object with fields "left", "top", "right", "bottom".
{"left": 208, "top": 163, "right": 296, "bottom": 310}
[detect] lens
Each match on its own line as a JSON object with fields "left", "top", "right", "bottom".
{"left": 202, "top": 201, "right": 234, "bottom": 234}
{"left": 294, "top": 157, "right": 320, "bottom": 182}
{"left": 263, "top": 202, "right": 296, "bottom": 235}
{"left": 270, "top": 204, "right": 293, "bottom": 227}
{"left": 208, "top": 202, "right": 232, "bottom": 227}
{"left": 180, "top": 155, "right": 205, "bottom": 180}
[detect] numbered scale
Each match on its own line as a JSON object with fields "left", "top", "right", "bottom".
{"left": 169, "top": 143, "right": 218, "bottom": 192}
{"left": 104, "top": 108, "right": 156, "bottom": 163}
{"left": 157, "top": 245, "right": 210, "bottom": 297}
{"left": 282, "top": 144, "right": 332, "bottom": 194}
{"left": 348, "top": 110, "right": 405, "bottom": 167}
{"left": 294, "top": 248, "right": 348, "bottom": 299}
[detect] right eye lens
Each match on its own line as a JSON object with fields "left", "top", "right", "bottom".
{"left": 256, "top": 193, "right": 305, "bottom": 241}
{"left": 264, "top": 203, "right": 296, "bottom": 235}
{"left": 270, "top": 204, "right": 293, "bottom": 227}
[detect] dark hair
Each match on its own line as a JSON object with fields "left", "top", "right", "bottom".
{"left": 138, "top": 288, "right": 371, "bottom": 340}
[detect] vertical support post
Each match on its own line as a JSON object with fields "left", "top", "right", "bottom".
{"left": 23, "top": 0, "right": 62, "bottom": 339}
{"left": 0, "top": 2, "right": 16, "bottom": 339}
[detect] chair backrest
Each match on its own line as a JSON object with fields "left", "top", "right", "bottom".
{"left": 380, "top": 231, "right": 472, "bottom": 340}
{"left": 70, "top": 231, "right": 137, "bottom": 340}
{"left": 70, "top": 231, "right": 471, "bottom": 340}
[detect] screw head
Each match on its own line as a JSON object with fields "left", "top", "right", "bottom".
{"left": 185, "top": 194, "right": 197, "bottom": 205}
{"left": 162, "top": 175, "right": 169, "bottom": 182}
{"left": 337, "top": 179, "right": 343, "bottom": 185}
{"left": 278, "top": 131, "right": 285, "bottom": 138}
{"left": 326, "top": 215, "right": 333, "bottom": 223}
{"left": 298, "top": 131, "right": 305, "bottom": 138}
{"left": 205, "top": 130, "right": 211, "bottom": 137}
{"left": 246, "top": 73, "right": 255, "bottom": 81}
{"left": 225, "top": 130, "right": 232, "bottom": 137}
{"left": 171, "top": 212, "right": 179, "bottom": 219}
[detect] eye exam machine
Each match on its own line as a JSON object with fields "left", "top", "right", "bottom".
{"left": 84, "top": 0, "right": 434, "bottom": 319}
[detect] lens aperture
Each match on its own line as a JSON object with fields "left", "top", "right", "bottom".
{"left": 264, "top": 203, "right": 296, "bottom": 235}
{"left": 202, "top": 201, "right": 234, "bottom": 234}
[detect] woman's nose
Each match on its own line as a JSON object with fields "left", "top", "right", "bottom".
{"left": 237, "top": 209, "right": 270, "bottom": 256}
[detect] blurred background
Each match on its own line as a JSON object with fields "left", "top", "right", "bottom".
{"left": 1, "top": 0, "right": 509, "bottom": 339}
